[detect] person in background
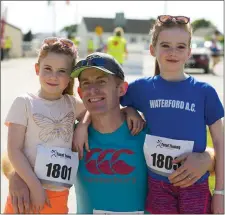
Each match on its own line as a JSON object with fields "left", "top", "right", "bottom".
{"left": 87, "top": 37, "right": 95, "bottom": 55}
{"left": 4, "top": 35, "right": 12, "bottom": 59}
{"left": 105, "top": 27, "right": 128, "bottom": 65}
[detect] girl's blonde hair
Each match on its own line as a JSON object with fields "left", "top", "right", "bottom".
{"left": 150, "top": 19, "right": 193, "bottom": 75}
{"left": 37, "top": 39, "right": 78, "bottom": 95}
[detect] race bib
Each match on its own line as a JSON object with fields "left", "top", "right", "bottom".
{"left": 144, "top": 135, "right": 194, "bottom": 176}
{"left": 93, "top": 209, "right": 144, "bottom": 214}
{"left": 34, "top": 144, "right": 79, "bottom": 187}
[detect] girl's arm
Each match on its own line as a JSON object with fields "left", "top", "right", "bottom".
{"left": 210, "top": 119, "right": 224, "bottom": 214}
{"left": 209, "top": 119, "right": 224, "bottom": 190}
{"left": 7, "top": 123, "right": 43, "bottom": 191}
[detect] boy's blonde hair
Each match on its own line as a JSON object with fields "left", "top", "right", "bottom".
{"left": 37, "top": 39, "right": 78, "bottom": 95}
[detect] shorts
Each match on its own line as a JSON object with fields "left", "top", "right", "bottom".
{"left": 4, "top": 189, "right": 69, "bottom": 214}
{"left": 145, "top": 176, "right": 211, "bottom": 214}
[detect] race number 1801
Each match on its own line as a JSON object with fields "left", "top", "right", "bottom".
{"left": 46, "top": 163, "right": 72, "bottom": 180}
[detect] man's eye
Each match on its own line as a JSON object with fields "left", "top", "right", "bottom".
{"left": 162, "top": 44, "right": 169, "bottom": 48}
{"left": 45, "top": 67, "right": 51, "bottom": 71}
{"left": 99, "top": 80, "right": 106, "bottom": 84}
{"left": 59, "top": 70, "right": 66, "bottom": 73}
{"left": 82, "top": 82, "right": 89, "bottom": 86}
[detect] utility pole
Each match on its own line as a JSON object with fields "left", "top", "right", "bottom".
{"left": 164, "top": 1, "right": 167, "bottom": 14}
{"left": 52, "top": 1, "right": 56, "bottom": 36}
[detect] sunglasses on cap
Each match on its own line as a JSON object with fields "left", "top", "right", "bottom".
{"left": 75, "top": 58, "right": 106, "bottom": 69}
{"left": 158, "top": 15, "right": 190, "bottom": 24}
{"left": 43, "top": 37, "right": 75, "bottom": 48}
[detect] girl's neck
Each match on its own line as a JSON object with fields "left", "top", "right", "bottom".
{"left": 159, "top": 69, "right": 188, "bottom": 82}
{"left": 38, "top": 90, "right": 63, "bottom": 101}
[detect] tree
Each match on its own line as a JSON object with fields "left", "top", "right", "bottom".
{"left": 23, "top": 30, "right": 33, "bottom": 41}
{"left": 191, "top": 19, "right": 215, "bottom": 32}
{"left": 60, "top": 24, "right": 77, "bottom": 39}
{"left": 149, "top": 18, "right": 156, "bottom": 26}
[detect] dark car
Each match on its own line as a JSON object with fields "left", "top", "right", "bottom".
{"left": 185, "top": 37, "right": 212, "bottom": 73}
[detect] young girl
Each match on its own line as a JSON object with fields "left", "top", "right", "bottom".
{"left": 4, "top": 37, "right": 85, "bottom": 214}
{"left": 4, "top": 38, "right": 144, "bottom": 214}
{"left": 120, "top": 15, "right": 224, "bottom": 214}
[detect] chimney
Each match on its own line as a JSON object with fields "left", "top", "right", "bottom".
{"left": 114, "top": 12, "right": 127, "bottom": 29}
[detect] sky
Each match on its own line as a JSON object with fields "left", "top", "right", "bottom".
{"left": 1, "top": 1, "right": 224, "bottom": 35}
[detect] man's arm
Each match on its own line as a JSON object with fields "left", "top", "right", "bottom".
{"left": 168, "top": 147, "right": 215, "bottom": 188}
{"left": 2, "top": 152, "right": 31, "bottom": 214}
{"left": 2, "top": 152, "right": 14, "bottom": 179}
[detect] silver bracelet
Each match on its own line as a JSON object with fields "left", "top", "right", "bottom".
{"left": 213, "top": 190, "right": 224, "bottom": 195}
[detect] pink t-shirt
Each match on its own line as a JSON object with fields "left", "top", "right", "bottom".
{"left": 5, "top": 92, "right": 85, "bottom": 190}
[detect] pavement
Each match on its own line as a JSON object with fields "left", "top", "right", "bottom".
{"left": 1, "top": 53, "right": 224, "bottom": 213}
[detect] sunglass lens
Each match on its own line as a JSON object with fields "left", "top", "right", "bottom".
{"left": 61, "top": 39, "right": 74, "bottom": 47}
{"left": 159, "top": 15, "right": 172, "bottom": 23}
{"left": 91, "top": 58, "right": 105, "bottom": 67}
{"left": 43, "top": 37, "right": 58, "bottom": 44}
{"left": 176, "top": 16, "right": 189, "bottom": 24}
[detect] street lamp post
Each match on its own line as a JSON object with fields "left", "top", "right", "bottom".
{"left": 164, "top": 1, "right": 167, "bottom": 14}
{"left": 52, "top": 1, "right": 56, "bottom": 36}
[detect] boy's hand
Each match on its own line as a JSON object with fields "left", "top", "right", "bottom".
{"left": 212, "top": 194, "right": 224, "bottom": 214}
{"left": 123, "top": 107, "right": 146, "bottom": 135}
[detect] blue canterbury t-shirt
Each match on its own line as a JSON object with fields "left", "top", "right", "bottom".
{"left": 120, "top": 75, "right": 224, "bottom": 183}
{"left": 75, "top": 121, "right": 148, "bottom": 214}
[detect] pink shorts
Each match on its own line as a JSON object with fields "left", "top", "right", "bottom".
{"left": 145, "top": 176, "right": 212, "bottom": 214}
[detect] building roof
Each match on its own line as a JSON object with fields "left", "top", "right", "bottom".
{"left": 4, "top": 21, "right": 22, "bottom": 32}
{"left": 83, "top": 17, "right": 153, "bottom": 34}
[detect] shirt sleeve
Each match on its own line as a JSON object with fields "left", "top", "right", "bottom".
{"left": 120, "top": 78, "right": 144, "bottom": 112}
{"left": 5, "top": 96, "right": 28, "bottom": 127}
{"left": 204, "top": 84, "right": 224, "bottom": 126}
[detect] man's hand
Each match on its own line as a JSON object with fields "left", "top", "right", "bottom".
{"left": 168, "top": 151, "right": 213, "bottom": 188}
{"left": 8, "top": 171, "right": 31, "bottom": 214}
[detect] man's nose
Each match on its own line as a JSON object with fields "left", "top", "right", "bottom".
{"left": 88, "top": 85, "right": 100, "bottom": 95}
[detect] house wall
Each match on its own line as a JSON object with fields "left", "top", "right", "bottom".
{"left": 4, "top": 23, "right": 23, "bottom": 58}
{"left": 77, "top": 19, "right": 151, "bottom": 57}
{"left": 76, "top": 19, "right": 89, "bottom": 58}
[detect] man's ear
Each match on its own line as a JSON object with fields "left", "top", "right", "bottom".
{"left": 77, "top": 87, "right": 82, "bottom": 99}
{"left": 118, "top": 81, "right": 128, "bottom": 97}
{"left": 35, "top": 63, "right": 39, "bottom": 76}
{"left": 150, "top": 44, "right": 156, "bottom": 57}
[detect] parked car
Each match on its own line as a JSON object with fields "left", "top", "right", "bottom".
{"left": 185, "top": 37, "right": 212, "bottom": 73}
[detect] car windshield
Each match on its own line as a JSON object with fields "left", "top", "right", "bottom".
{"left": 191, "top": 40, "right": 205, "bottom": 48}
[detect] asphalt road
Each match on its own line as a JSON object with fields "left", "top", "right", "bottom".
{"left": 1, "top": 53, "right": 223, "bottom": 213}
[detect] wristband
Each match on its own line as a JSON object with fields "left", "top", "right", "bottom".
{"left": 213, "top": 190, "right": 224, "bottom": 195}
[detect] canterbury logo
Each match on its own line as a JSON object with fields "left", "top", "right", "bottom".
{"left": 85, "top": 148, "right": 135, "bottom": 175}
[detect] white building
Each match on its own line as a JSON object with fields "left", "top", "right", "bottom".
{"left": 4, "top": 22, "right": 23, "bottom": 58}
{"left": 76, "top": 13, "right": 154, "bottom": 57}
